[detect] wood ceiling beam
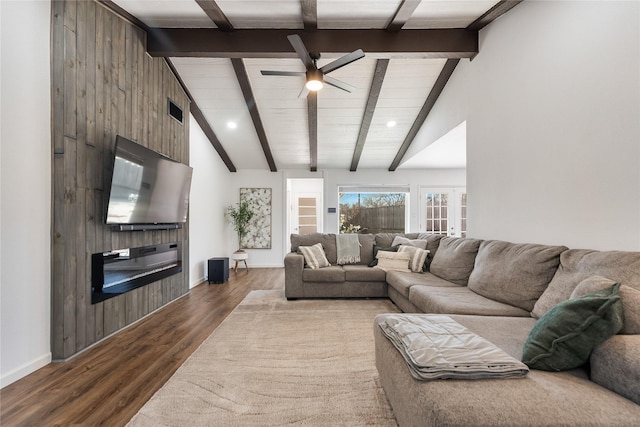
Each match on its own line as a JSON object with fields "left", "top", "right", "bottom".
{"left": 388, "top": 58, "right": 459, "bottom": 171}
{"left": 386, "top": 0, "right": 421, "bottom": 31}
{"left": 165, "top": 59, "right": 237, "bottom": 172}
{"left": 350, "top": 59, "right": 389, "bottom": 171}
{"left": 307, "top": 92, "right": 318, "bottom": 172}
{"left": 195, "top": 0, "right": 234, "bottom": 31}
{"left": 146, "top": 29, "right": 477, "bottom": 59}
{"left": 230, "top": 58, "right": 278, "bottom": 172}
{"left": 301, "top": 0, "right": 318, "bottom": 30}
{"left": 467, "top": 0, "right": 524, "bottom": 31}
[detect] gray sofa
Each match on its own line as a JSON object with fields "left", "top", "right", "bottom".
{"left": 284, "top": 232, "right": 640, "bottom": 426}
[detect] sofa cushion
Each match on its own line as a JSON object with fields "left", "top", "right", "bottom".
{"left": 342, "top": 264, "right": 387, "bottom": 282}
{"left": 374, "top": 233, "right": 397, "bottom": 248}
{"left": 368, "top": 245, "right": 399, "bottom": 267}
{"left": 570, "top": 276, "right": 640, "bottom": 335}
{"left": 522, "top": 284, "right": 623, "bottom": 371}
{"left": 467, "top": 240, "right": 567, "bottom": 312}
{"left": 416, "top": 233, "right": 445, "bottom": 270}
{"left": 302, "top": 265, "right": 345, "bottom": 282}
{"left": 591, "top": 335, "right": 640, "bottom": 405}
{"left": 291, "top": 233, "right": 338, "bottom": 264}
{"left": 298, "top": 243, "right": 330, "bottom": 269}
{"left": 375, "top": 251, "right": 411, "bottom": 273}
{"left": 532, "top": 249, "right": 640, "bottom": 318}
{"left": 409, "top": 286, "right": 530, "bottom": 317}
{"left": 429, "top": 237, "right": 482, "bottom": 286}
{"left": 397, "top": 245, "right": 429, "bottom": 273}
{"left": 386, "top": 271, "right": 460, "bottom": 299}
{"left": 619, "top": 285, "right": 640, "bottom": 334}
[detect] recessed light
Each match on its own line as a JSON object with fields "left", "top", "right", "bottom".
{"left": 227, "top": 121, "right": 237, "bottom": 129}
{"left": 386, "top": 121, "right": 396, "bottom": 127}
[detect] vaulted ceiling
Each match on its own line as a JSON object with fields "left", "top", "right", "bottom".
{"left": 104, "top": 0, "right": 522, "bottom": 172}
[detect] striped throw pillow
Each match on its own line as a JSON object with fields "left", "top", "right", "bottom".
{"left": 299, "top": 243, "right": 330, "bottom": 269}
{"left": 398, "top": 245, "right": 430, "bottom": 273}
{"left": 375, "top": 250, "right": 411, "bottom": 272}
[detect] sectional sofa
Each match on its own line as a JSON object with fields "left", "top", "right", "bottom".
{"left": 284, "top": 232, "right": 640, "bottom": 426}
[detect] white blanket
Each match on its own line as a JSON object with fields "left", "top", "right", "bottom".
{"left": 378, "top": 314, "right": 529, "bottom": 381}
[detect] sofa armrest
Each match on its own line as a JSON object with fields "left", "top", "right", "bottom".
{"left": 590, "top": 335, "right": 640, "bottom": 405}
{"left": 284, "top": 252, "right": 305, "bottom": 299}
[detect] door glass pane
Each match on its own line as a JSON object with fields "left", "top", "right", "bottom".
{"left": 460, "top": 192, "right": 467, "bottom": 238}
{"left": 297, "top": 196, "right": 317, "bottom": 235}
{"left": 425, "top": 192, "right": 448, "bottom": 236}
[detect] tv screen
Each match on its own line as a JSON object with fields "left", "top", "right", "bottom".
{"left": 106, "top": 136, "right": 193, "bottom": 225}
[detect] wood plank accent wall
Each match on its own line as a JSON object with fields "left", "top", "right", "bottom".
{"left": 51, "top": 0, "right": 191, "bottom": 360}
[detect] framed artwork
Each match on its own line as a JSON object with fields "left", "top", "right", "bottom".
{"left": 239, "top": 188, "right": 272, "bottom": 249}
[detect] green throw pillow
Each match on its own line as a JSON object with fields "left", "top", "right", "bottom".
{"left": 522, "top": 283, "right": 623, "bottom": 371}
{"left": 369, "top": 245, "right": 399, "bottom": 267}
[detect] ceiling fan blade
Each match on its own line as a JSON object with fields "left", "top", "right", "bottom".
{"left": 287, "top": 34, "right": 314, "bottom": 69}
{"left": 319, "top": 49, "right": 365, "bottom": 74}
{"left": 261, "top": 70, "right": 306, "bottom": 76}
{"left": 324, "top": 76, "right": 356, "bottom": 93}
{"left": 298, "top": 86, "right": 310, "bottom": 99}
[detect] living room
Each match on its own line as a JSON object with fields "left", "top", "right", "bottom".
{"left": 1, "top": 0, "right": 639, "bottom": 424}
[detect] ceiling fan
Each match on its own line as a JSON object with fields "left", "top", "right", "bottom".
{"left": 260, "top": 34, "right": 365, "bottom": 98}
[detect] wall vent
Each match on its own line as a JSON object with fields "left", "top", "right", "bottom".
{"left": 168, "top": 98, "right": 183, "bottom": 124}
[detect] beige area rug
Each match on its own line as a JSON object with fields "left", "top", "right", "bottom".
{"left": 127, "top": 290, "right": 400, "bottom": 426}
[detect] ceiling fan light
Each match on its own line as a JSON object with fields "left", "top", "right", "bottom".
{"left": 305, "top": 79, "right": 323, "bottom": 91}
{"left": 306, "top": 69, "right": 324, "bottom": 91}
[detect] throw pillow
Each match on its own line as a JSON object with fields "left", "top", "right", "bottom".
{"left": 369, "top": 245, "right": 399, "bottom": 267}
{"left": 398, "top": 245, "right": 430, "bottom": 273}
{"left": 570, "top": 276, "right": 640, "bottom": 335}
{"left": 298, "top": 243, "right": 330, "bottom": 269}
{"left": 569, "top": 275, "right": 617, "bottom": 299}
{"left": 375, "top": 250, "right": 411, "bottom": 273}
{"left": 521, "top": 284, "right": 623, "bottom": 371}
{"left": 391, "top": 236, "right": 428, "bottom": 250}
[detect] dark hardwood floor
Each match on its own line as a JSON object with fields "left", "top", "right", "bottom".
{"left": 0, "top": 268, "right": 284, "bottom": 426}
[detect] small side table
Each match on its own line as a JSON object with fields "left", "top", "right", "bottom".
{"left": 230, "top": 251, "right": 249, "bottom": 272}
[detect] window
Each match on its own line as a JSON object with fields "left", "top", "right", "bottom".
{"left": 338, "top": 186, "right": 409, "bottom": 234}
{"left": 420, "top": 187, "right": 467, "bottom": 237}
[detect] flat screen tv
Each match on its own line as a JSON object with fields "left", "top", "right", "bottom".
{"left": 105, "top": 135, "right": 193, "bottom": 226}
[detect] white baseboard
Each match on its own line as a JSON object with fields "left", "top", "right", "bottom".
{"left": 1, "top": 352, "right": 52, "bottom": 389}
{"left": 190, "top": 276, "right": 206, "bottom": 289}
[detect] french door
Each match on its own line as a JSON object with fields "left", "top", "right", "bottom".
{"left": 419, "top": 187, "right": 467, "bottom": 237}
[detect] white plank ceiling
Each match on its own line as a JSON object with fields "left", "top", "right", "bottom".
{"left": 112, "top": 0, "right": 511, "bottom": 171}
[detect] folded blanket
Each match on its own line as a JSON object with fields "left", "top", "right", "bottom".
{"left": 336, "top": 233, "right": 361, "bottom": 265}
{"left": 378, "top": 314, "right": 529, "bottom": 381}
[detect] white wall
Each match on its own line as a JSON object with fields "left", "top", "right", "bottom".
{"left": 411, "top": 0, "right": 640, "bottom": 251}
{"left": 0, "top": 0, "right": 52, "bottom": 387}
{"left": 188, "top": 116, "right": 233, "bottom": 287}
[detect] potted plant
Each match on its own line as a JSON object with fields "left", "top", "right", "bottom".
{"left": 226, "top": 200, "right": 254, "bottom": 252}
